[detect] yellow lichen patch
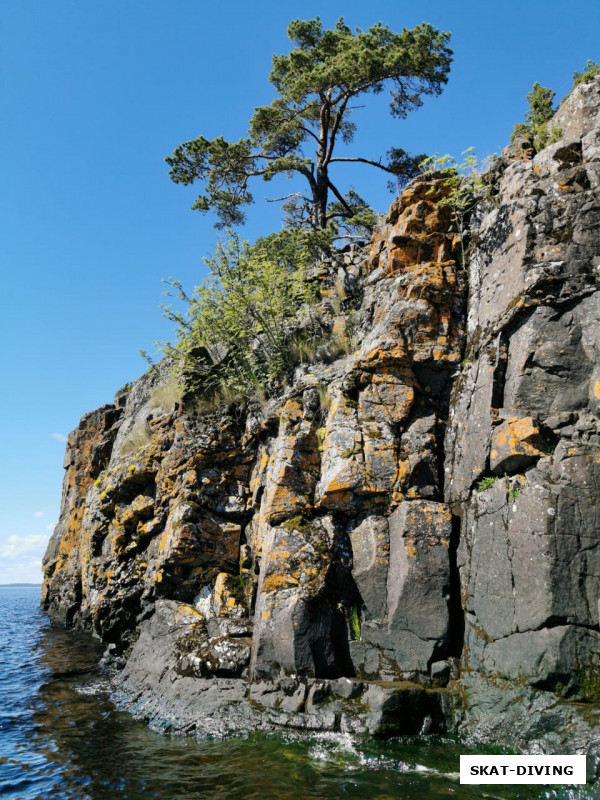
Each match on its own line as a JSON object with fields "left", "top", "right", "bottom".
{"left": 262, "top": 573, "right": 299, "bottom": 593}
{"left": 175, "top": 603, "right": 203, "bottom": 623}
{"left": 316, "top": 487, "right": 355, "bottom": 510}
{"left": 182, "top": 470, "right": 197, "bottom": 486}
{"left": 332, "top": 316, "right": 347, "bottom": 340}
{"left": 359, "top": 340, "right": 408, "bottom": 366}
{"left": 405, "top": 544, "right": 417, "bottom": 559}
{"left": 261, "top": 405, "right": 320, "bottom": 523}
{"left": 212, "top": 572, "right": 245, "bottom": 617}
{"left": 594, "top": 380, "right": 600, "bottom": 399}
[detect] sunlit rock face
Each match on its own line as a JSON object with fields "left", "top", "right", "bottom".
{"left": 43, "top": 165, "right": 466, "bottom": 685}
{"left": 43, "top": 78, "right": 600, "bottom": 748}
{"left": 446, "top": 77, "right": 600, "bottom": 700}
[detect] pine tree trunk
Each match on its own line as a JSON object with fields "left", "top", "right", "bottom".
{"left": 312, "top": 167, "right": 328, "bottom": 230}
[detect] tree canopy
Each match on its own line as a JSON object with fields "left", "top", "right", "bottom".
{"left": 166, "top": 17, "right": 452, "bottom": 232}
{"left": 511, "top": 82, "right": 558, "bottom": 151}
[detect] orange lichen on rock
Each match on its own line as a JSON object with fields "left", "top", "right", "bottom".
{"left": 490, "top": 417, "right": 546, "bottom": 474}
{"left": 261, "top": 398, "right": 320, "bottom": 524}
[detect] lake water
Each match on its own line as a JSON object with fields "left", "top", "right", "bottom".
{"left": 0, "top": 585, "right": 596, "bottom": 799}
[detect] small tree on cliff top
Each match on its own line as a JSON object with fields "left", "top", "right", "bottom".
{"left": 166, "top": 17, "right": 452, "bottom": 232}
{"left": 511, "top": 82, "right": 558, "bottom": 151}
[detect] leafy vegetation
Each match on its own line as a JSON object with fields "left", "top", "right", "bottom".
{"left": 166, "top": 16, "right": 452, "bottom": 232}
{"left": 572, "top": 59, "right": 600, "bottom": 88}
{"left": 420, "top": 148, "right": 496, "bottom": 264}
{"left": 511, "top": 82, "right": 560, "bottom": 151}
{"left": 510, "top": 62, "right": 599, "bottom": 151}
{"left": 477, "top": 475, "right": 499, "bottom": 492}
{"left": 162, "top": 229, "right": 324, "bottom": 401}
{"left": 348, "top": 605, "right": 362, "bottom": 640}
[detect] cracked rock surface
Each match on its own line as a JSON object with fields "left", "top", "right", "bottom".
{"left": 43, "top": 78, "right": 600, "bottom": 754}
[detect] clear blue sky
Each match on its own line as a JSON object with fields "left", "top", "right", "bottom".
{"left": 1, "top": 0, "right": 599, "bottom": 583}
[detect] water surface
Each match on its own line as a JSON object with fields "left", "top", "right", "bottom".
{"left": 0, "top": 586, "right": 594, "bottom": 799}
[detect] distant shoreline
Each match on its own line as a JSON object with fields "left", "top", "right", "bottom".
{"left": 0, "top": 583, "right": 42, "bottom": 587}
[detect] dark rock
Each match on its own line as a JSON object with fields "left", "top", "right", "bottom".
{"left": 362, "top": 682, "right": 447, "bottom": 736}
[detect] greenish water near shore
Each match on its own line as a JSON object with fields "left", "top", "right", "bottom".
{"left": 0, "top": 586, "right": 594, "bottom": 799}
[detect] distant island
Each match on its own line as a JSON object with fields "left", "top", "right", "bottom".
{"left": 0, "top": 583, "right": 41, "bottom": 587}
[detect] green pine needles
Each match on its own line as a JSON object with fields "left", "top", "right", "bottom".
{"left": 511, "top": 81, "right": 560, "bottom": 151}
{"left": 166, "top": 17, "right": 452, "bottom": 233}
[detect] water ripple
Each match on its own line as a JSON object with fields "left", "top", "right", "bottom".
{"left": 0, "top": 587, "right": 595, "bottom": 800}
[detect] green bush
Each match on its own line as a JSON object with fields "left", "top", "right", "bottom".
{"left": 511, "top": 82, "right": 559, "bottom": 151}
{"left": 477, "top": 475, "right": 498, "bottom": 491}
{"left": 572, "top": 60, "right": 600, "bottom": 88}
{"left": 163, "top": 228, "right": 324, "bottom": 402}
{"left": 419, "top": 148, "right": 496, "bottom": 264}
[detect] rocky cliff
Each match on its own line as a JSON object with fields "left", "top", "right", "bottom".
{"left": 43, "top": 78, "right": 600, "bottom": 752}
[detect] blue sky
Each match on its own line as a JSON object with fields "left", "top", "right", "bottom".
{"left": 1, "top": 0, "right": 599, "bottom": 583}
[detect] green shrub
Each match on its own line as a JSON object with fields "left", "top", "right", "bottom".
{"left": 116, "top": 381, "right": 132, "bottom": 395}
{"left": 477, "top": 475, "right": 498, "bottom": 491}
{"left": 162, "top": 229, "right": 322, "bottom": 403}
{"left": 511, "top": 82, "right": 559, "bottom": 151}
{"left": 419, "top": 148, "right": 496, "bottom": 264}
{"left": 572, "top": 60, "right": 600, "bottom": 88}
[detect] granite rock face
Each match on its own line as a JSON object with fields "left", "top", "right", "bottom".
{"left": 43, "top": 169, "right": 465, "bottom": 691}
{"left": 43, "top": 78, "right": 600, "bottom": 750}
{"left": 446, "top": 77, "right": 600, "bottom": 706}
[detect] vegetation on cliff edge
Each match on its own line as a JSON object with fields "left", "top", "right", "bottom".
{"left": 161, "top": 229, "right": 325, "bottom": 402}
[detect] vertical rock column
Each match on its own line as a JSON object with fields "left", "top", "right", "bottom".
{"left": 250, "top": 176, "right": 467, "bottom": 682}
{"left": 445, "top": 76, "right": 600, "bottom": 698}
